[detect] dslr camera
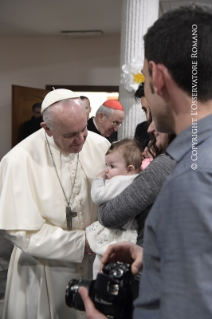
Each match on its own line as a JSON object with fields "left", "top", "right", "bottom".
{"left": 65, "top": 262, "right": 135, "bottom": 319}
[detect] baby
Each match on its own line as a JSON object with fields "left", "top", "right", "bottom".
{"left": 86, "top": 138, "right": 143, "bottom": 278}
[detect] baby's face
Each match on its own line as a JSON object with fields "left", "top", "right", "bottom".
{"left": 105, "top": 151, "right": 128, "bottom": 179}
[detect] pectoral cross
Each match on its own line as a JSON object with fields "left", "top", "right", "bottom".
{"left": 66, "top": 206, "right": 77, "bottom": 231}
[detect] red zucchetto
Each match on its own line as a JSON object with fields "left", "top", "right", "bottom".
{"left": 103, "top": 100, "right": 124, "bottom": 111}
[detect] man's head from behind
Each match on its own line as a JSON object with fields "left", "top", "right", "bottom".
{"left": 143, "top": 4, "right": 212, "bottom": 132}
{"left": 95, "top": 100, "right": 124, "bottom": 138}
{"left": 41, "top": 89, "right": 87, "bottom": 154}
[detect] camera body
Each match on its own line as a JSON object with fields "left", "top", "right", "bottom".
{"left": 65, "top": 262, "right": 134, "bottom": 319}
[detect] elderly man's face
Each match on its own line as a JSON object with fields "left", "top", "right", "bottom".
{"left": 98, "top": 110, "right": 124, "bottom": 137}
{"left": 44, "top": 99, "right": 88, "bottom": 154}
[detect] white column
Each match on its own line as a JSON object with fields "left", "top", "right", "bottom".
{"left": 118, "top": 0, "right": 159, "bottom": 140}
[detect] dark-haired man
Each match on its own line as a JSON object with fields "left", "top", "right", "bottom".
{"left": 134, "top": 82, "right": 150, "bottom": 149}
{"left": 80, "top": 95, "right": 91, "bottom": 119}
{"left": 19, "top": 102, "right": 43, "bottom": 141}
{"left": 80, "top": 4, "right": 212, "bottom": 319}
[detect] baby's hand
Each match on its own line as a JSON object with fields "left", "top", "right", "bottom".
{"left": 97, "top": 170, "right": 106, "bottom": 179}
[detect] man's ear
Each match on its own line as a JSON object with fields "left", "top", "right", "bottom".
{"left": 40, "top": 122, "right": 53, "bottom": 137}
{"left": 97, "top": 113, "right": 104, "bottom": 123}
{"left": 149, "top": 61, "right": 167, "bottom": 97}
{"left": 127, "top": 165, "right": 136, "bottom": 175}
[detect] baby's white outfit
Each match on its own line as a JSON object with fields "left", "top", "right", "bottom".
{"left": 86, "top": 174, "right": 138, "bottom": 278}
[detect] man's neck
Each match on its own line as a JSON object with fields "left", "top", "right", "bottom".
{"left": 93, "top": 117, "right": 99, "bottom": 131}
{"left": 165, "top": 84, "right": 212, "bottom": 135}
{"left": 174, "top": 101, "right": 212, "bottom": 135}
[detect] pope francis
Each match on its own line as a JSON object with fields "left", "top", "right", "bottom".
{"left": 0, "top": 89, "right": 110, "bottom": 319}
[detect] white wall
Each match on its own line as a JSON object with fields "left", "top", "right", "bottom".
{"left": 0, "top": 34, "right": 120, "bottom": 158}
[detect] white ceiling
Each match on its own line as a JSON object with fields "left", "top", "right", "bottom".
{"left": 0, "top": 0, "right": 211, "bottom": 37}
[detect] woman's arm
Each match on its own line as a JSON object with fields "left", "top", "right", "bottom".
{"left": 98, "top": 154, "right": 175, "bottom": 228}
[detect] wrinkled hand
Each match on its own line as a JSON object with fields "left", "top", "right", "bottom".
{"left": 101, "top": 242, "right": 143, "bottom": 275}
{"left": 97, "top": 170, "right": 107, "bottom": 179}
{"left": 85, "top": 237, "right": 95, "bottom": 256}
{"left": 79, "top": 287, "right": 107, "bottom": 319}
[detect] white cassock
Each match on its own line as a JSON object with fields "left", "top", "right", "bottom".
{"left": 0, "top": 129, "right": 110, "bottom": 319}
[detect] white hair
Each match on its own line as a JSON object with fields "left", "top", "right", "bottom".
{"left": 43, "top": 98, "right": 85, "bottom": 130}
{"left": 42, "top": 106, "right": 54, "bottom": 130}
{"left": 96, "top": 104, "right": 114, "bottom": 117}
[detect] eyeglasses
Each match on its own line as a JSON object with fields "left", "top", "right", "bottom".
{"left": 104, "top": 115, "right": 122, "bottom": 127}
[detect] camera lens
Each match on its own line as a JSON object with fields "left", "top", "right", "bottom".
{"left": 65, "top": 278, "right": 94, "bottom": 311}
{"left": 65, "top": 279, "right": 80, "bottom": 308}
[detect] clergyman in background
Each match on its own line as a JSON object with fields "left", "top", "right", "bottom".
{"left": 19, "top": 102, "right": 43, "bottom": 142}
{"left": 87, "top": 100, "right": 124, "bottom": 143}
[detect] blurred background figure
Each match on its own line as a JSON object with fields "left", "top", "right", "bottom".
{"left": 134, "top": 83, "right": 150, "bottom": 150}
{"left": 80, "top": 96, "right": 91, "bottom": 120}
{"left": 19, "top": 102, "right": 43, "bottom": 142}
{"left": 87, "top": 100, "right": 124, "bottom": 143}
